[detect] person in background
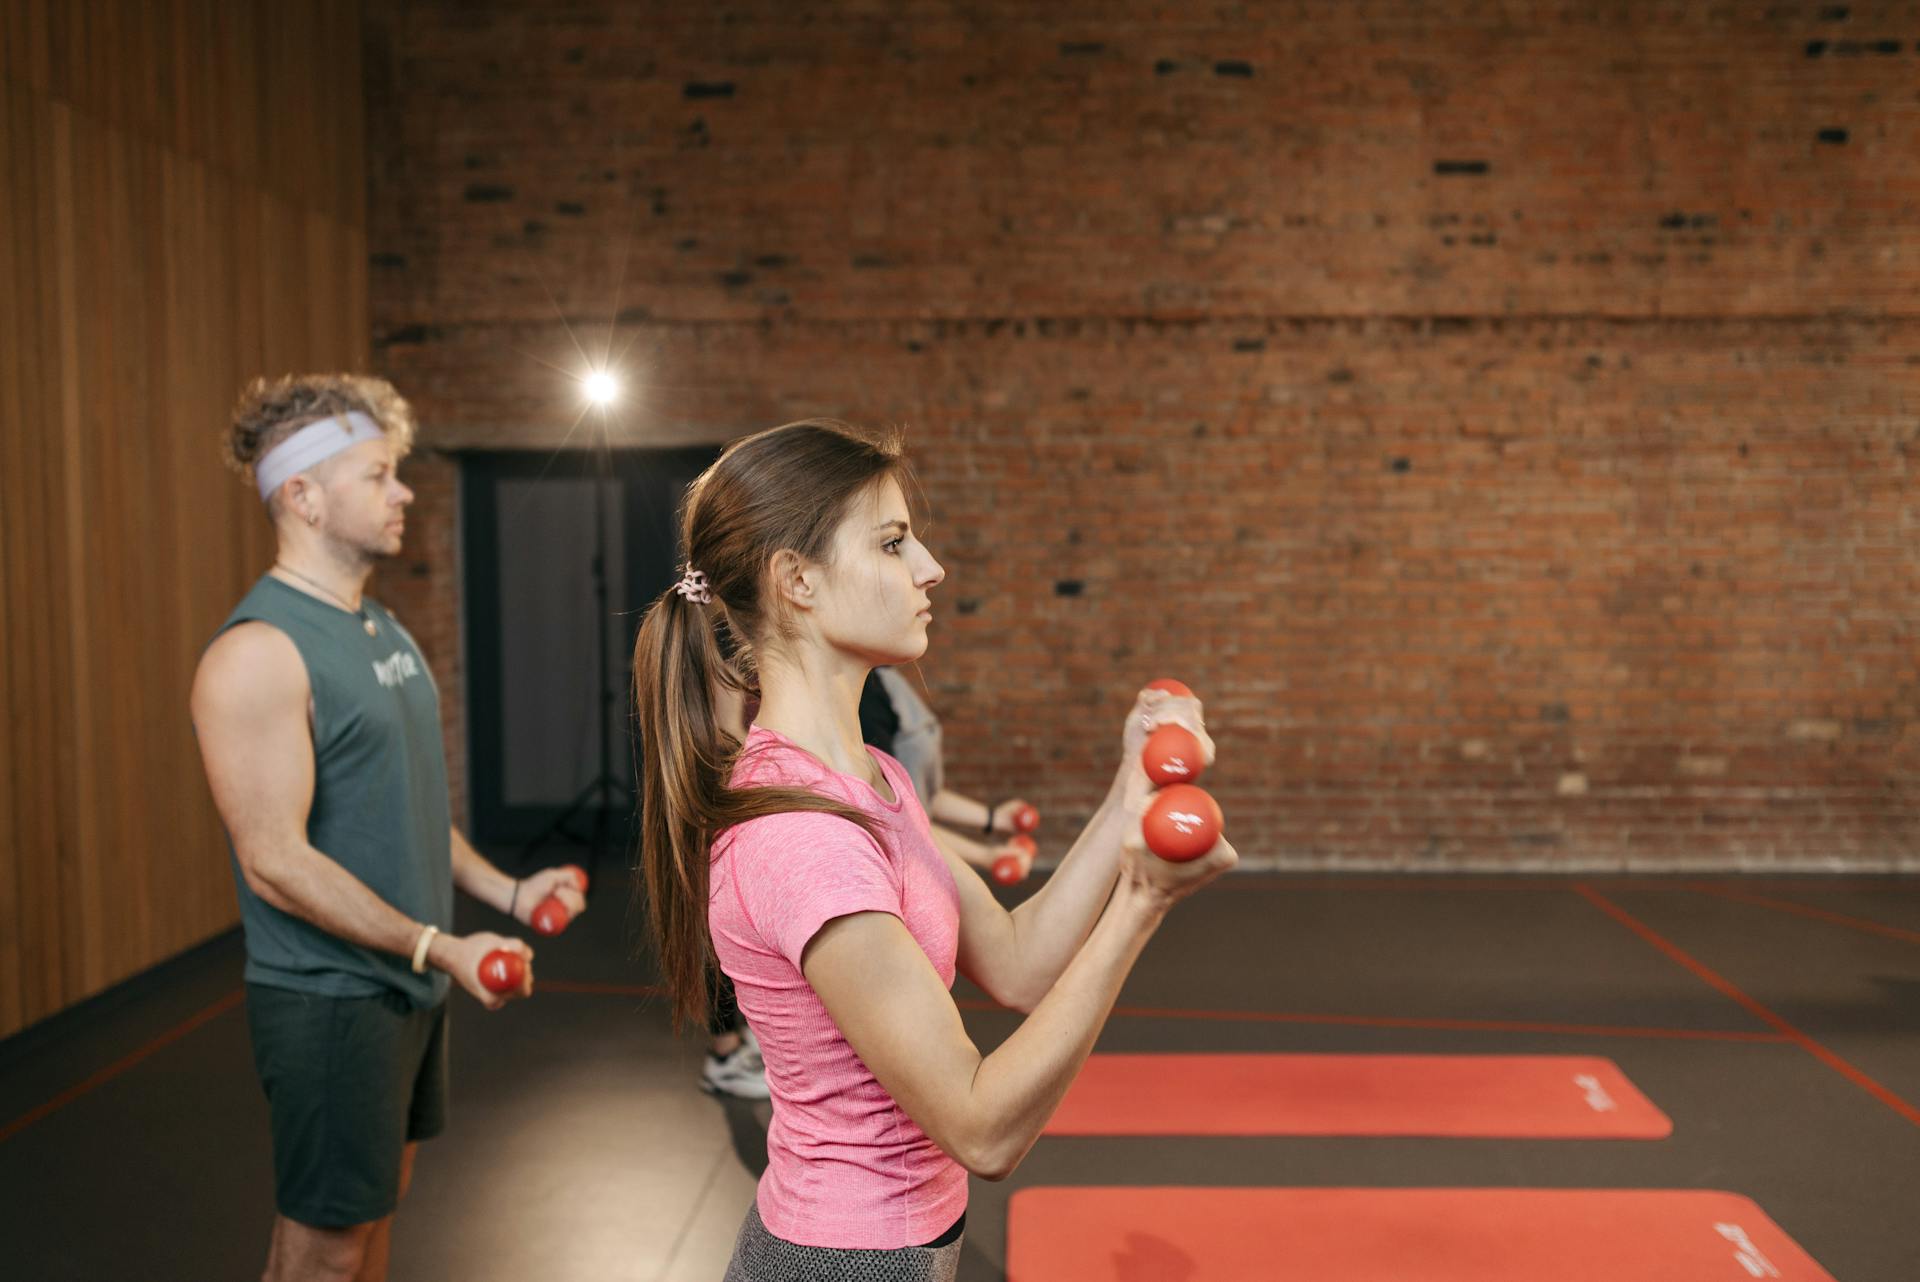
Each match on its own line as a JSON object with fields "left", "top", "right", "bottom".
{"left": 861, "top": 667, "right": 1038, "bottom": 879}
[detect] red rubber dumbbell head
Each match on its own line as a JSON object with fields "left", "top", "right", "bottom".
{"left": 993, "top": 833, "right": 1037, "bottom": 886}
{"left": 562, "top": 864, "right": 589, "bottom": 893}
{"left": 478, "top": 949, "right": 527, "bottom": 994}
{"left": 1010, "top": 803, "right": 1040, "bottom": 834}
{"left": 1142, "top": 784, "right": 1223, "bottom": 863}
{"left": 1146, "top": 678, "right": 1194, "bottom": 698}
{"left": 1142, "top": 723, "right": 1205, "bottom": 787}
{"left": 531, "top": 896, "right": 571, "bottom": 937}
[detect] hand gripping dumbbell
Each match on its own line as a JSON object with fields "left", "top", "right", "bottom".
{"left": 1139, "top": 680, "right": 1224, "bottom": 863}
{"left": 530, "top": 864, "right": 590, "bottom": 937}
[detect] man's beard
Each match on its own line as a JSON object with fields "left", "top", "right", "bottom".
{"left": 318, "top": 524, "right": 398, "bottom": 569}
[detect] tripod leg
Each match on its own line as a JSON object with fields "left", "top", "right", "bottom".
{"left": 521, "top": 772, "right": 603, "bottom": 866}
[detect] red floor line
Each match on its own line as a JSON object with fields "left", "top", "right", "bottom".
{"left": 1575, "top": 884, "right": 1920, "bottom": 1129}
{"left": 0, "top": 988, "right": 244, "bottom": 1147}
{"left": 1687, "top": 883, "right": 1920, "bottom": 946}
{"left": 952, "top": 997, "right": 1789, "bottom": 1044}
{"left": 1228, "top": 877, "right": 1582, "bottom": 893}
{"left": 1220, "top": 876, "right": 1837, "bottom": 894}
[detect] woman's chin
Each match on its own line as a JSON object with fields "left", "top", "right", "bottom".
{"left": 848, "top": 628, "right": 930, "bottom": 667}
{"left": 888, "top": 633, "right": 931, "bottom": 664}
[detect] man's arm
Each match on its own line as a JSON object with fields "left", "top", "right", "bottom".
{"left": 190, "top": 622, "right": 530, "bottom": 1008}
{"left": 451, "top": 827, "right": 514, "bottom": 913}
{"left": 450, "top": 826, "right": 587, "bottom": 925}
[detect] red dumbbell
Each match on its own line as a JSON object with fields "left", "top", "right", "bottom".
{"left": 1142, "top": 723, "right": 1205, "bottom": 787}
{"left": 1010, "top": 802, "right": 1040, "bottom": 834}
{"left": 531, "top": 865, "right": 590, "bottom": 936}
{"left": 992, "top": 834, "right": 1038, "bottom": 886}
{"left": 531, "top": 897, "right": 571, "bottom": 936}
{"left": 1142, "top": 784, "right": 1223, "bottom": 863}
{"left": 1138, "top": 678, "right": 1221, "bottom": 861}
{"left": 478, "top": 948, "right": 528, "bottom": 994}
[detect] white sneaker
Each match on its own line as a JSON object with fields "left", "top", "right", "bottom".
{"left": 701, "top": 1034, "right": 770, "bottom": 1099}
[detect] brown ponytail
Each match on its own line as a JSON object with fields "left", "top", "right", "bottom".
{"left": 632, "top": 419, "right": 908, "bottom": 1030}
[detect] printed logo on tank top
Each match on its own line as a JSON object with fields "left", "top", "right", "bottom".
{"left": 372, "top": 649, "right": 423, "bottom": 689}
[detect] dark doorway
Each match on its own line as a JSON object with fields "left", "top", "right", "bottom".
{"left": 462, "top": 446, "right": 722, "bottom": 853}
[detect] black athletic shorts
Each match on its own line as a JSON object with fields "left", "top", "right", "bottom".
{"left": 245, "top": 983, "right": 449, "bottom": 1228}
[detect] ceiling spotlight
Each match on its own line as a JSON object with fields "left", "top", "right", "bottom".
{"left": 583, "top": 370, "right": 620, "bottom": 405}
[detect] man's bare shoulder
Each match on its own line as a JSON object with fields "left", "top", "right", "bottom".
{"left": 192, "top": 621, "right": 309, "bottom": 719}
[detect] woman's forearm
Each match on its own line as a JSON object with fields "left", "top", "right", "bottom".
{"left": 960, "top": 878, "right": 1164, "bottom": 1177}
{"left": 1001, "top": 778, "right": 1129, "bottom": 1002}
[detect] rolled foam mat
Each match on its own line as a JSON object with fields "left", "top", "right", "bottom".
{"left": 1044, "top": 1054, "right": 1672, "bottom": 1138}
{"left": 1007, "top": 1187, "right": 1836, "bottom": 1281}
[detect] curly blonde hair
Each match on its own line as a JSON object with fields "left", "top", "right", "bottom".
{"left": 226, "top": 374, "right": 418, "bottom": 482}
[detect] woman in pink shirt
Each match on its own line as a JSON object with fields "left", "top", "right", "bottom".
{"left": 631, "top": 420, "right": 1236, "bottom": 1279}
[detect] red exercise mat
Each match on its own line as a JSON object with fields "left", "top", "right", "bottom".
{"left": 1007, "top": 1187, "right": 1835, "bottom": 1282}
{"left": 1044, "top": 1054, "right": 1671, "bottom": 1138}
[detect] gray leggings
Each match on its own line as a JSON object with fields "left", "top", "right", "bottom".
{"left": 721, "top": 1202, "right": 964, "bottom": 1282}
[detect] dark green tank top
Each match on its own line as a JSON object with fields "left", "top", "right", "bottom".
{"left": 215, "top": 576, "right": 453, "bottom": 1007}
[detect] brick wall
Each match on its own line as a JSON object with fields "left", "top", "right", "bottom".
{"left": 372, "top": 450, "right": 468, "bottom": 826}
{"left": 364, "top": 1, "right": 1920, "bottom": 867}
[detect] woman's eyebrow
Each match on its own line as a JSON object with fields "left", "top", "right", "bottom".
{"left": 873, "top": 519, "right": 909, "bottom": 533}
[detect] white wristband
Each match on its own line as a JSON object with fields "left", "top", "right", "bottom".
{"left": 410, "top": 924, "right": 440, "bottom": 974}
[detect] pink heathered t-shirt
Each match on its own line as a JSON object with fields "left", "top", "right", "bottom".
{"left": 709, "top": 724, "right": 967, "bottom": 1249}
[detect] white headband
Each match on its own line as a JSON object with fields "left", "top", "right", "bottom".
{"left": 255, "top": 411, "right": 387, "bottom": 502}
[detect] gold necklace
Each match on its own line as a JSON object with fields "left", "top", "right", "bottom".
{"left": 275, "top": 562, "right": 378, "bottom": 636}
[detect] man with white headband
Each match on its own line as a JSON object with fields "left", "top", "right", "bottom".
{"left": 189, "top": 373, "right": 588, "bottom": 1282}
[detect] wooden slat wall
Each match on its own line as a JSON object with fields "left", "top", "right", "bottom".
{"left": 0, "top": 0, "right": 367, "bottom": 1039}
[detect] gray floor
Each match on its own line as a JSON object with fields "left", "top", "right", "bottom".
{"left": 2, "top": 868, "right": 1917, "bottom": 1280}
